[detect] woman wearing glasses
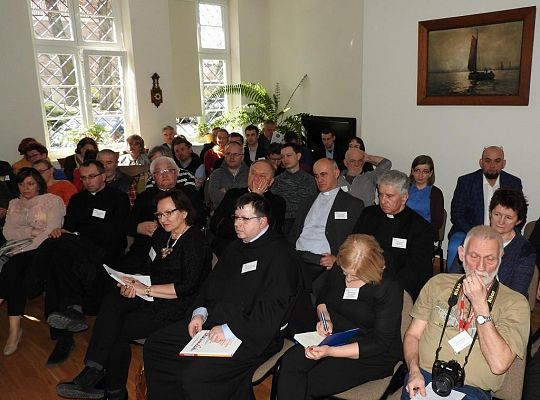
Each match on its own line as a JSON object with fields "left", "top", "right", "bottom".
{"left": 0, "top": 167, "right": 65, "bottom": 355}
{"left": 57, "top": 189, "right": 212, "bottom": 400}
{"left": 277, "top": 234, "right": 403, "bottom": 399}
{"left": 406, "top": 155, "right": 444, "bottom": 240}
{"left": 33, "top": 159, "right": 78, "bottom": 206}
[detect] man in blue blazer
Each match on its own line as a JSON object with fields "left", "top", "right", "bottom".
{"left": 448, "top": 146, "right": 522, "bottom": 266}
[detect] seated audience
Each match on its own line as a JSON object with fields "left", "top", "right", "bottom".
{"left": 347, "top": 136, "right": 374, "bottom": 172}
{"left": 172, "top": 137, "right": 205, "bottom": 189}
{"left": 289, "top": 158, "right": 364, "bottom": 292}
{"left": 277, "top": 234, "right": 403, "bottom": 399}
{"left": 210, "top": 160, "right": 285, "bottom": 256}
{"left": 448, "top": 145, "right": 522, "bottom": 267}
{"left": 12, "top": 137, "right": 38, "bottom": 173}
{"left": 284, "top": 130, "right": 313, "bottom": 173}
{"left": 243, "top": 124, "right": 267, "bottom": 167}
{"left": 23, "top": 143, "right": 67, "bottom": 180}
{"left": 212, "top": 132, "right": 244, "bottom": 171}
{"left": 266, "top": 143, "right": 284, "bottom": 176}
{"left": 403, "top": 226, "right": 530, "bottom": 400}
{"left": 34, "top": 159, "right": 78, "bottom": 206}
{"left": 353, "top": 170, "right": 433, "bottom": 300}
{"left": 118, "top": 134, "right": 149, "bottom": 166}
{"left": 56, "top": 189, "right": 211, "bottom": 400}
{"left": 203, "top": 128, "right": 228, "bottom": 176}
{"left": 148, "top": 144, "right": 172, "bottom": 162}
{"left": 0, "top": 168, "right": 65, "bottom": 355}
{"left": 338, "top": 147, "right": 392, "bottom": 206}
{"left": 62, "top": 137, "right": 98, "bottom": 182}
{"left": 127, "top": 156, "right": 204, "bottom": 262}
{"left": 448, "top": 188, "right": 535, "bottom": 298}
{"left": 143, "top": 193, "right": 300, "bottom": 400}
{"left": 406, "top": 155, "right": 444, "bottom": 240}
{"left": 271, "top": 143, "right": 317, "bottom": 233}
{"left": 313, "top": 128, "right": 346, "bottom": 168}
{"left": 161, "top": 125, "right": 176, "bottom": 150}
{"left": 35, "top": 160, "right": 130, "bottom": 365}
{"left": 207, "top": 141, "right": 248, "bottom": 209}
{"left": 96, "top": 149, "right": 136, "bottom": 206}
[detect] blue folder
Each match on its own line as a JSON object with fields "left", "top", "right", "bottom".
{"left": 319, "top": 327, "right": 361, "bottom": 347}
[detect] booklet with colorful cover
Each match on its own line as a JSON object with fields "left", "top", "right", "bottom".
{"left": 179, "top": 330, "right": 242, "bottom": 357}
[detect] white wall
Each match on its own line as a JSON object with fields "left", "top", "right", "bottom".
{"left": 362, "top": 0, "right": 540, "bottom": 234}
{"left": 0, "top": 0, "right": 47, "bottom": 163}
{"left": 266, "top": 0, "right": 364, "bottom": 122}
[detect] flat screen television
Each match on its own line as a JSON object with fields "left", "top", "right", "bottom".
{"left": 302, "top": 115, "right": 357, "bottom": 150}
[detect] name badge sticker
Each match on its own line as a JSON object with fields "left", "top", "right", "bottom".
{"left": 392, "top": 237, "right": 407, "bottom": 249}
{"left": 334, "top": 211, "right": 348, "bottom": 220}
{"left": 241, "top": 260, "right": 257, "bottom": 274}
{"left": 4, "top": 175, "right": 9, "bottom": 181}
{"left": 448, "top": 330, "right": 473, "bottom": 353}
{"left": 92, "top": 208, "right": 106, "bottom": 219}
{"left": 340, "top": 186, "right": 349, "bottom": 192}
{"left": 149, "top": 247, "right": 156, "bottom": 261}
{"left": 343, "top": 287, "right": 359, "bottom": 300}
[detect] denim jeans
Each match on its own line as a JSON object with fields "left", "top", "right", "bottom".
{"left": 401, "top": 368, "right": 491, "bottom": 400}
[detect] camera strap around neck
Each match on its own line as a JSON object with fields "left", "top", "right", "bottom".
{"left": 434, "top": 276, "right": 499, "bottom": 369}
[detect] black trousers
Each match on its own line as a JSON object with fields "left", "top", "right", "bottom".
{"left": 0, "top": 250, "right": 36, "bottom": 316}
{"left": 143, "top": 319, "right": 280, "bottom": 400}
{"left": 85, "top": 290, "right": 167, "bottom": 391}
{"left": 277, "top": 344, "right": 396, "bottom": 400}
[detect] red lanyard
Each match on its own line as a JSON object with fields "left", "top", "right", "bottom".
{"left": 457, "top": 290, "right": 474, "bottom": 333}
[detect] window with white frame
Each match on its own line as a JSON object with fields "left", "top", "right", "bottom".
{"left": 30, "top": 0, "right": 126, "bottom": 149}
{"left": 178, "top": 1, "right": 230, "bottom": 141}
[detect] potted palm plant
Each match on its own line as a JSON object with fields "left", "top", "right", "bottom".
{"left": 208, "top": 74, "right": 309, "bottom": 138}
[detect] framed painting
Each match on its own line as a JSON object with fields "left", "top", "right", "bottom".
{"left": 417, "top": 7, "right": 536, "bottom": 105}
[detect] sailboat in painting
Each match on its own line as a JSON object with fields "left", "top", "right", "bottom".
{"left": 468, "top": 30, "right": 495, "bottom": 81}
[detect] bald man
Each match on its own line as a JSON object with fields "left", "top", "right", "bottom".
{"left": 337, "top": 148, "right": 391, "bottom": 206}
{"left": 447, "top": 146, "right": 523, "bottom": 266}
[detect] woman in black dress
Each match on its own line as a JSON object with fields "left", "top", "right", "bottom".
{"left": 277, "top": 234, "right": 403, "bottom": 399}
{"left": 56, "top": 189, "right": 212, "bottom": 400}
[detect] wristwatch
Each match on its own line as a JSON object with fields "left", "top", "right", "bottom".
{"left": 476, "top": 315, "right": 494, "bottom": 325}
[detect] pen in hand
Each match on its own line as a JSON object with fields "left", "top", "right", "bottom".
{"left": 320, "top": 311, "right": 329, "bottom": 336}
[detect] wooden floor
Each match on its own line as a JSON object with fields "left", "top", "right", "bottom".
{"left": 0, "top": 259, "right": 537, "bottom": 400}
{"left": 0, "top": 295, "right": 272, "bottom": 400}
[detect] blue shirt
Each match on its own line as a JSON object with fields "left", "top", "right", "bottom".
{"left": 407, "top": 184, "right": 432, "bottom": 223}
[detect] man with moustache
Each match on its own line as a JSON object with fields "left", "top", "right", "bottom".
{"left": 447, "top": 146, "right": 523, "bottom": 267}
{"left": 403, "top": 225, "right": 530, "bottom": 400}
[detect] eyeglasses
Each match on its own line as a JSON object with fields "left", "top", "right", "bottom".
{"left": 412, "top": 168, "right": 432, "bottom": 175}
{"left": 225, "top": 152, "right": 243, "bottom": 158}
{"left": 80, "top": 172, "right": 104, "bottom": 181}
{"left": 153, "top": 169, "right": 176, "bottom": 176}
{"left": 36, "top": 167, "right": 51, "bottom": 173}
{"left": 154, "top": 208, "right": 179, "bottom": 220}
{"left": 232, "top": 215, "right": 262, "bottom": 222}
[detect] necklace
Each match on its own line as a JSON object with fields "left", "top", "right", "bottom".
{"left": 161, "top": 225, "right": 188, "bottom": 258}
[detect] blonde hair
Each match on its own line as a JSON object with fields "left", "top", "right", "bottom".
{"left": 336, "top": 234, "right": 385, "bottom": 284}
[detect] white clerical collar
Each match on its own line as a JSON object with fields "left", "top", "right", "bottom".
{"left": 244, "top": 225, "right": 269, "bottom": 243}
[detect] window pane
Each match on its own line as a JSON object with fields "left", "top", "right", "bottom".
{"left": 201, "top": 59, "right": 227, "bottom": 123}
{"left": 200, "top": 26, "right": 225, "bottom": 49}
{"left": 199, "top": 4, "right": 222, "bottom": 27}
{"left": 87, "top": 55, "right": 125, "bottom": 144}
{"left": 31, "top": 0, "right": 73, "bottom": 40}
{"left": 79, "top": 0, "right": 116, "bottom": 42}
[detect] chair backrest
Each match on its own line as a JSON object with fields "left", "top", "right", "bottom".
{"left": 524, "top": 220, "right": 537, "bottom": 240}
{"left": 437, "top": 209, "right": 448, "bottom": 243}
{"left": 401, "top": 291, "right": 414, "bottom": 338}
{"left": 528, "top": 265, "right": 539, "bottom": 311}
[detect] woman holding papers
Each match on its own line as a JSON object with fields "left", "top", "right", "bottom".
{"left": 277, "top": 234, "right": 403, "bottom": 399}
{"left": 56, "top": 189, "right": 212, "bottom": 400}
{"left": 0, "top": 167, "right": 65, "bottom": 355}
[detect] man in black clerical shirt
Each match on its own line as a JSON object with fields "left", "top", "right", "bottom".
{"left": 144, "top": 193, "right": 300, "bottom": 400}
{"left": 35, "top": 160, "right": 130, "bottom": 366}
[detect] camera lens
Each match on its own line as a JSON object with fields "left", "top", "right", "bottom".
{"left": 433, "top": 375, "right": 454, "bottom": 397}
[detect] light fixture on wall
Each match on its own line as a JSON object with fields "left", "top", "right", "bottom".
{"left": 151, "top": 73, "right": 163, "bottom": 107}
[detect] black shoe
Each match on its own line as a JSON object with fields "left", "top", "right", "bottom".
{"left": 56, "top": 366, "right": 106, "bottom": 399}
{"left": 47, "top": 308, "right": 88, "bottom": 332}
{"left": 46, "top": 338, "right": 75, "bottom": 366}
